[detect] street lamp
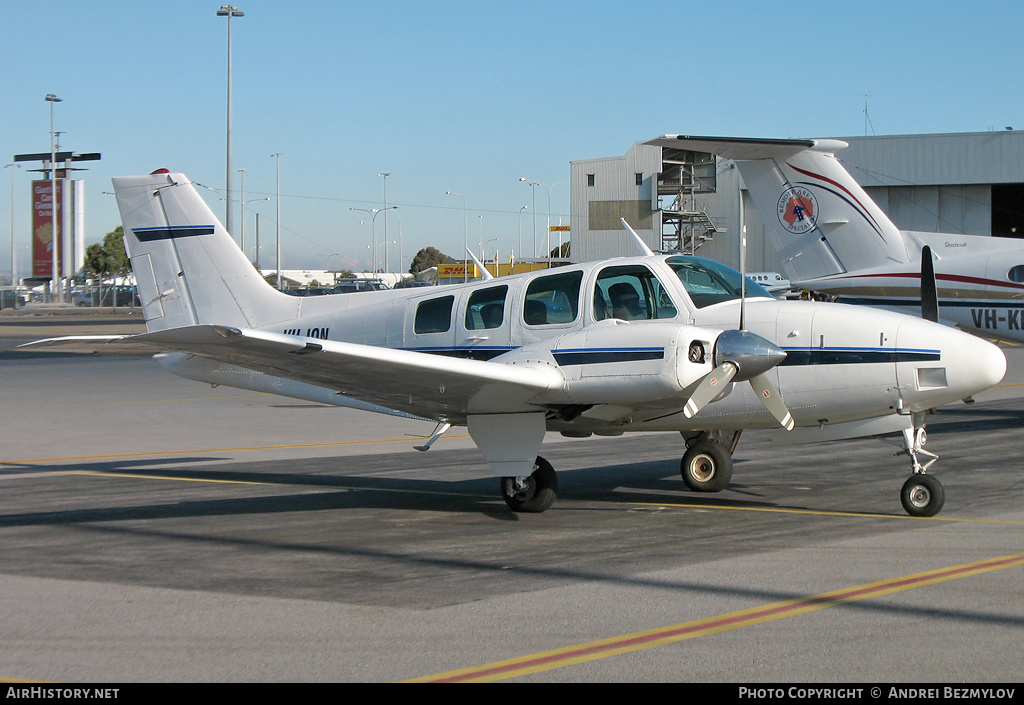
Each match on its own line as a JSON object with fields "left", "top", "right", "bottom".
{"left": 350, "top": 206, "right": 396, "bottom": 272}
{"left": 519, "top": 177, "right": 538, "bottom": 259}
{"left": 518, "top": 205, "right": 528, "bottom": 263}
{"left": 271, "top": 152, "right": 281, "bottom": 288}
{"left": 4, "top": 163, "right": 20, "bottom": 309}
{"left": 445, "top": 191, "right": 468, "bottom": 282}
{"left": 46, "top": 93, "right": 61, "bottom": 303}
{"left": 520, "top": 178, "right": 568, "bottom": 263}
{"left": 242, "top": 196, "right": 270, "bottom": 263}
{"left": 217, "top": 5, "right": 244, "bottom": 238}
{"left": 378, "top": 172, "right": 390, "bottom": 271}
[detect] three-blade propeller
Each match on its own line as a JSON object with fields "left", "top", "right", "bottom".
{"left": 683, "top": 329, "right": 794, "bottom": 430}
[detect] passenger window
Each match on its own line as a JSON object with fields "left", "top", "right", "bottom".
{"left": 594, "top": 265, "right": 677, "bottom": 321}
{"left": 465, "top": 285, "right": 508, "bottom": 330}
{"left": 523, "top": 270, "right": 583, "bottom": 326}
{"left": 414, "top": 295, "right": 454, "bottom": 334}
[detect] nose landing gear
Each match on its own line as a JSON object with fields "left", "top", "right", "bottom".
{"left": 897, "top": 422, "right": 944, "bottom": 517}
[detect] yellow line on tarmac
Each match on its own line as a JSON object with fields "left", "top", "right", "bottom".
{"left": 1, "top": 435, "right": 471, "bottom": 466}
{"left": 625, "top": 500, "right": 1024, "bottom": 525}
{"left": 408, "top": 553, "right": 1024, "bottom": 682}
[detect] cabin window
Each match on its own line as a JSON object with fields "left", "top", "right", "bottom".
{"left": 523, "top": 270, "right": 583, "bottom": 326}
{"left": 666, "top": 255, "right": 772, "bottom": 309}
{"left": 414, "top": 295, "right": 454, "bottom": 334}
{"left": 594, "top": 264, "right": 677, "bottom": 321}
{"left": 1007, "top": 265, "right": 1024, "bottom": 283}
{"left": 465, "top": 285, "right": 508, "bottom": 330}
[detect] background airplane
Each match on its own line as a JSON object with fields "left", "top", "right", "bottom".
{"left": 645, "top": 135, "right": 1024, "bottom": 342}
{"left": 28, "top": 170, "right": 1006, "bottom": 517}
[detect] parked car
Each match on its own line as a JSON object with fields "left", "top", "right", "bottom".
{"left": 332, "top": 279, "right": 389, "bottom": 293}
{"left": 393, "top": 280, "right": 433, "bottom": 289}
{"left": 73, "top": 286, "right": 140, "bottom": 307}
{"left": 0, "top": 290, "right": 26, "bottom": 309}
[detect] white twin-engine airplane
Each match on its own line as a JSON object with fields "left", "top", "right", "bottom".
{"left": 645, "top": 135, "right": 1024, "bottom": 341}
{"left": 31, "top": 170, "right": 1005, "bottom": 517}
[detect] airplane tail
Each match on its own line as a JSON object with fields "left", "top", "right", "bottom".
{"left": 112, "top": 170, "right": 298, "bottom": 332}
{"left": 645, "top": 136, "right": 912, "bottom": 283}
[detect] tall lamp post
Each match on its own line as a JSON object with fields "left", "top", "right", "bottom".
{"left": 271, "top": 152, "right": 281, "bottom": 288}
{"left": 445, "top": 191, "right": 468, "bottom": 282}
{"left": 46, "top": 93, "right": 61, "bottom": 303}
{"left": 350, "top": 206, "right": 396, "bottom": 273}
{"left": 4, "top": 163, "right": 19, "bottom": 310}
{"left": 378, "top": 172, "right": 390, "bottom": 271}
{"left": 217, "top": 5, "right": 244, "bottom": 238}
{"left": 518, "top": 205, "right": 528, "bottom": 263}
{"left": 519, "top": 178, "right": 538, "bottom": 259}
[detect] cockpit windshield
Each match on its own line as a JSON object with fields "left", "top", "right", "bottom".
{"left": 666, "top": 255, "right": 773, "bottom": 309}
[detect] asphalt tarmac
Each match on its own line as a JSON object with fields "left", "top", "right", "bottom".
{"left": 1, "top": 312, "right": 1022, "bottom": 683}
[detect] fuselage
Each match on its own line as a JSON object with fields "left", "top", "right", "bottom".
{"left": 165, "top": 253, "right": 1005, "bottom": 435}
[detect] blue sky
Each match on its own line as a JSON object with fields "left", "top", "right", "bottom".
{"left": 2, "top": 0, "right": 1023, "bottom": 274}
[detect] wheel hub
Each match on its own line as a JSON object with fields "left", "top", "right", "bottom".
{"left": 690, "top": 455, "right": 716, "bottom": 482}
{"left": 908, "top": 485, "right": 931, "bottom": 508}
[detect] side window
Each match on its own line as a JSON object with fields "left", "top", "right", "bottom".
{"left": 594, "top": 265, "right": 677, "bottom": 321}
{"left": 465, "top": 285, "right": 508, "bottom": 330}
{"left": 523, "top": 270, "right": 583, "bottom": 326}
{"left": 414, "top": 295, "right": 454, "bottom": 334}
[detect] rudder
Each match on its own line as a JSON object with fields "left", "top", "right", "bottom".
{"left": 112, "top": 171, "right": 298, "bottom": 332}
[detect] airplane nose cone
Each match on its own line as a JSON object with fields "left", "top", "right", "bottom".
{"left": 899, "top": 321, "right": 1006, "bottom": 407}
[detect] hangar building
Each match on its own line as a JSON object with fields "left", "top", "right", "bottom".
{"left": 569, "top": 131, "right": 1024, "bottom": 274}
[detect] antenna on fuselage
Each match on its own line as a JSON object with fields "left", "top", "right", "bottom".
{"left": 620, "top": 218, "right": 655, "bottom": 257}
{"left": 466, "top": 248, "right": 494, "bottom": 281}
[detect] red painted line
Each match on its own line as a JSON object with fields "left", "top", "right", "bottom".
{"left": 416, "top": 553, "right": 1024, "bottom": 683}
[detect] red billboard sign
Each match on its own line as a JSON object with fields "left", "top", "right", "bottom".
{"left": 32, "top": 180, "right": 62, "bottom": 277}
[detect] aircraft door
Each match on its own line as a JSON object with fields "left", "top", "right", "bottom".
{"left": 406, "top": 292, "right": 459, "bottom": 354}
{"left": 458, "top": 284, "right": 512, "bottom": 360}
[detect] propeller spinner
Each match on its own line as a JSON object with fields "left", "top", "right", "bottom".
{"left": 683, "top": 329, "right": 794, "bottom": 430}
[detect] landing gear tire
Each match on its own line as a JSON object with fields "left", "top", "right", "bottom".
{"left": 900, "top": 474, "right": 945, "bottom": 517}
{"left": 680, "top": 441, "right": 733, "bottom": 493}
{"left": 501, "top": 456, "right": 557, "bottom": 513}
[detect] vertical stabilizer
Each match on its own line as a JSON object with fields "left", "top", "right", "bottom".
{"left": 112, "top": 172, "right": 298, "bottom": 332}
{"left": 645, "top": 136, "right": 912, "bottom": 283}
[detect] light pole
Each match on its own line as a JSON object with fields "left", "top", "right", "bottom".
{"left": 242, "top": 196, "right": 269, "bottom": 264}
{"left": 518, "top": 205, "right": 528, "bottom": 264}
{"left": 237, "top": 167, "right": 245, "bottom": 249}
{"left": 445, "top": 191, "right": 467, "bottom": 282}
{"left": 46, "top": 93, "right": 61, "bottom": 303}
{"left": 378, "top": 172, "right": 390, "bottom": 271}
{"left": 271, "top": 152, "right": 281, "bottom": 289}
{"left": 4, "top": 163, "right": 19, "bottom": 310}
{"left": 217, "top": 5, "right": 244, "bottom": 238}
{"left": 350, "top": 207, "right": 396, "bottom": 273}
{"left": 519, "top": 178, "right": 538, "bottom": 259}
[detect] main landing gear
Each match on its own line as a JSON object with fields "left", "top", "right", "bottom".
{"left": 679, "top": 431, "right": 739, "bottom": 493}
{"left": 501, "top": 456, "right": 558, "bottom": 513}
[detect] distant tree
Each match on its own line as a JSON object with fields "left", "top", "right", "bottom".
{"left": 409, "top": 246, "right": 456, "bottom": 274}
{"left": 103, "top": 226, "right": 131, "bottom": 277}
{"left": 84, "top": 243, "right": 111, "bottom": 280}
{"left": 550, "top": 242, "right": 570, "bottom": 259}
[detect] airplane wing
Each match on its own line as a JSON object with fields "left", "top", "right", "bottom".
{"left": 23, "top": 326, "right": 564, "bottom": 422}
